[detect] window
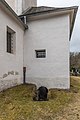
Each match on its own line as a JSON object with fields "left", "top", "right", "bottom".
{"left": 35, "top": 49, "right": 46, "bottom": 58}
{"left": 7, "top": 26, "right": 16, "bottom": 54}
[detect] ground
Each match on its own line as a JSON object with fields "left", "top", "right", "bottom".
{"left": 0, "top": 76, "right": 80, "bottom": 120}
{"left": 54, "top": 76, "right": 80, "bottom": 120}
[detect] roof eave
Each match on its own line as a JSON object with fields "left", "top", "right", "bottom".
{"left": 19, "top": 6, "right": 78, "bottom": 39}
{"left": 0, "top": 0, "right": 28, "bottom": 30}
{"left": 69, "top": 6, "right": 78, "bottom": 40}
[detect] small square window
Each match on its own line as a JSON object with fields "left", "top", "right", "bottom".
{"left": 7, "top": 26, "right": 16, "bottom": 54}
{"left": 35, "top": 49, "right": 46, "bottom": 58}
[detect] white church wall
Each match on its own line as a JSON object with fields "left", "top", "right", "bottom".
{"left": 24, "top": 14, "right": 70, "bottom": 89}
{"left": 15, "top": 0, "right": 23, "bottom": 15}
{"left": 5, "top": 0, "right": 37, "bottom": 15}
{"left": 5, "top": 0, "right": 15, "bottom": 11}
{"left": 5, "top": 0, "right": 23, "bottom": 15}
{"left": 0, "top": 6, "right": 24, "bottom": 91}
{"left": 22, "top": 0, "right": 37, "bottom": 11}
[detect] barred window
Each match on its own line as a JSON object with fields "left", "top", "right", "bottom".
{"left": 35, "top": 49, "right": 46, "bottom": 58}
{"left": 7, "top": 26, "right": 16, "bottom": 54}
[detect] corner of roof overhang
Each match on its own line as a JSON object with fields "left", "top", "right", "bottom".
{"left": 69, "top": 6, "right": 78, "bottom": 41}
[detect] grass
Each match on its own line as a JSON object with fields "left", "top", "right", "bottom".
{"left": 0, "top": 76, "right": 80, "bottom": 120}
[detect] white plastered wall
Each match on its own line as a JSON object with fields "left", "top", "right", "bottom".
{"left": 0, "top": 6, "right": 24, "bottom": 91}
{"left": 5, "top": 0, "right": 37, "bottom": 15}
{"left": 5, "top": 0, "right": 23, "bottom": 15}
{"left": 24, "top": 14, "right": 70, "bottom": 89}
{"left": 5, "top": 0, "right": 15, "bottom": 11}
{"left": 22, "top": 0, "right": 37, "bottom": 11}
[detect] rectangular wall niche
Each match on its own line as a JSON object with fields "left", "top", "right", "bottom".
{"left": 35, "top": 49, "right": 46, "bottom": 58}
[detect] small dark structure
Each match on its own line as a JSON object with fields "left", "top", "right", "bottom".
{"left": 23, "top": 67, "right": 26, "bottom": 84}
{"left": 33, "top": 86, "right": 48, "bottom": 101}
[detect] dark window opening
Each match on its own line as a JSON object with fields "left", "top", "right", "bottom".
{"left": 7, "top": 31, "right": 12, "bottom": 53}
{"left": 20, "top": 17, "right": 25, "bottom": 23}
{"left": 7, "top": 26, "right": 16, "bottom": 54}
{"left": 35, "top": 49, "right": 46, "bottom": 58}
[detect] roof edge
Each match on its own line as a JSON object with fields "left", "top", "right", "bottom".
{"left": 19, "top": 6, "right": 78, "bottom": 39}
{"left": 70, "top": 6, "right": 78, "bottom": 40}
{"left": 0, "top": 0, "right": 28, "bottom": 30}
{"left": 19, "top": 6, "right": 78, "bottom": 17}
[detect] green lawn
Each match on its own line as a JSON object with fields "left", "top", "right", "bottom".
{"left": 0, "top": 76, "right": 80, "bottom": 120}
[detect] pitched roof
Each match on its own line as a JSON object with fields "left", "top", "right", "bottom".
{"left": 20, "top": 6, "right": 78, "bottom": 40}
{"left": 0, "top": 0, "right": 28, "bottom": 30}
{"left": 21, "top": 6, "right": 57, "bottom": 15}
{"left": 20, "top": 6, "right": 78, "bottom": 16}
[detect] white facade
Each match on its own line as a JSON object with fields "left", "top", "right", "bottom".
{"left": 0, "top": 3, "right": 24, "bottom": 91}
{"left": 24, "top": 14, "right": 70, "bottom": 89}
{"left": 5, "top": 0, "right": 15, "bottom": 9}
{"left": 5, "top": 0, "right": 37, "bottom": 15}
{"left": 0, "top": 1, "right": 77, "bottom": 90}
{"left": 5, "top": 0, "right": 15, "bottom": 11}
{"left": 22, "top": 0, "right": 37, "bottom": 11}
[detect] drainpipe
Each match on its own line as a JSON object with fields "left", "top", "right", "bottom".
{"left": 23, "top": 67, "right": 26, "bottom": 84}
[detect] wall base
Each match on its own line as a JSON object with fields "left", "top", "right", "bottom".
{"left": 26, "top": 77, "right": 70, "bottom": 89}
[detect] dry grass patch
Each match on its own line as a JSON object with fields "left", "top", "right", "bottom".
{"left": 0, "top": 77, "right": 80, "bottom": 120}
